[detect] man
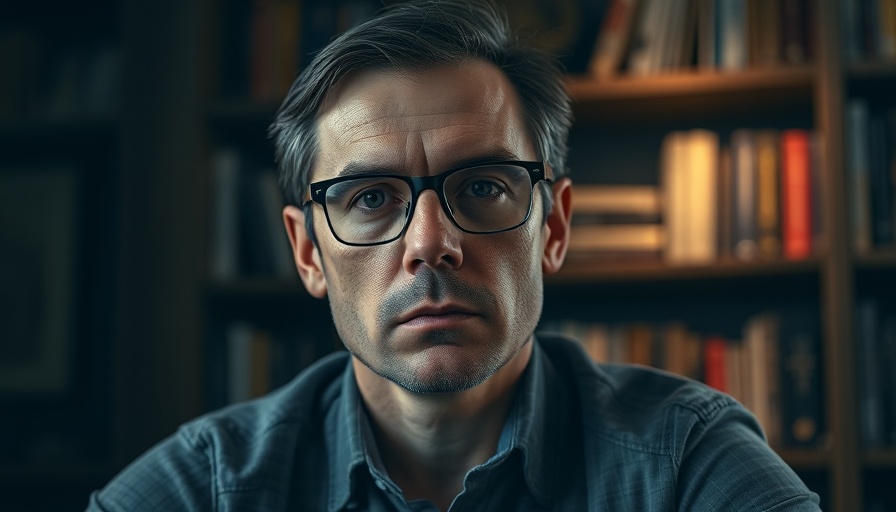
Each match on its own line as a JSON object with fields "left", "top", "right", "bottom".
{"left": 89, "top": 1, "right": 820, "bottom": 510}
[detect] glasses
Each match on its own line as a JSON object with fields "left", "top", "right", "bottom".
{"left": 304, "top": 160, "right": 552, "bottom": 246}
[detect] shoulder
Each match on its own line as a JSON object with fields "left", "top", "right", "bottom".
{"left": 536, "top": 333, "right": 749, "bottom": 453}
{"left": 90, "top": 351, "right": 350, "bottom": 511}
{"left": 180, "top": 350, "right": 349, "bottom": 451}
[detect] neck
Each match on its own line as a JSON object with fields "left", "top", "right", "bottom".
{"left": 354, "top": 340, "right": 532, "bottom": 510}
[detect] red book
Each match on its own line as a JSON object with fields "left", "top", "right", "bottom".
{"left": 781, "top": 130, "right": 813, "bottom": 260}
{"left": 704, "top": 336, "right": 727, "bottom": 392}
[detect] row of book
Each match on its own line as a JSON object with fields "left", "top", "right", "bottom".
{"left": 0, "top": 29, "right": 120, "bottom": 123}
{"left": 856, "top": 298, "right": 896, "bottom": 448}
{"left": 841, "top": 0, "right": 896, "bottom": 63}
{"left": 225, "top": 322, "right": 329, "bottom": 404}
{"left": 209, "top": 148, "right": 296, "bottom": 280}
{"left": 589, "top": 0, "right": 814, "bottom": 78}
{"left": 569, "top": 129, "right": 822, "bottom": 264}
{"left": 540, "top": 311, "right": 824, "bottom": 448}
{"left": 845, "top": 99, "right": 896, "bottom": 253}
{"left": 219, "top": 0, "right": 378, "bottom": 102}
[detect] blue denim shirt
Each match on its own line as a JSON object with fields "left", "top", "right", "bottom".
{"left": 88, "top": 335, "right": 820, "bottom": 511}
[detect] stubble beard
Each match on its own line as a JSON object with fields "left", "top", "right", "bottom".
{"left": 329, "top": 266, "right": 541, "bottom": 394}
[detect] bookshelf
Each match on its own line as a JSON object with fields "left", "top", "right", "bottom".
{"left": 192, "top": 0, "right": 896, "bottom": 510}
{"left": 0, "top": 0, "right": 123, "bottom": 510}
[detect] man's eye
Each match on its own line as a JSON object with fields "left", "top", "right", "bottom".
{"left": 467, "top": 180, "right": 504, "bottom": 197}
{"left": 359, "top": 190, "right": 386, "bottom": 209}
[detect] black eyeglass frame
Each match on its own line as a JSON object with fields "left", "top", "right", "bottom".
{"left": 303, "top": 160, "right": 553, "bottom": 247}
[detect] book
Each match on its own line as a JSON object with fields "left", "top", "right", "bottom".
{"left": 857, "top": 299, "right": 885, "bottom": 446}
{"left": 663, "top": 323, "right": 703, "bottom": 381}
{"left": 717, "top": 146, "right": 734, "bottom": 259}
{"left": 749, "top": 0, "right": 782, "bottom": 66}
{"left": 696, "top": 0, "right": 717, "bottom": 69}
{"left": 688, "top": 130, "right": 720, "bottom": 262}
{"left": 779, "top": 311, "right": 823, "bottom": 447}
{"left": 881, "top": 311, "right": 896, "bottom": 445}
{"left": 845, "top": 99, "right": 873, "bottom": 253}
{"left": 589, "top": 0, "right": 642, "bottom": 78}
{"left": 743, "top": 313, "right": 782, "bottom": 447}
{"left": 717, "top": 0, "right": 748, "bottom": 71}
{"left": 868, "top": 110, "right": 894, "bottom": 248}
{"left": 730, "top": 129, "right": 759, "bottom": 260}
{"left": 627, "top": 0, "right": 665, "bottom": 75}
{"left": 755, "top": 130, "right": 782, "bottom": 259}
{"left": 571, "top": 185, "right": 662, "bottom": 215}
{"left": 661, "top": 130, "right": 719, "bottom": 264}
{"left": 662, "top": 131, "right": 690, "bottom": 263}
{"left": 210, "top": 148, "right": 242, "bottom": 280}
{"left": 780, "top": 129, "right": 814, "bottom": 260}
{"left": 568, "top": 224, "right": 665, "bottom": 253}
{"left": 878, "top": 0, "right": 896, "bottom": 59}
{"left": 704, "top": 335, "right": 728, "bottom": 392}
{"left": 781, "top": 0, "right": 810, "bottom": 64}
{"left": 257, "top": 170, "right": 297, "bottom": 279}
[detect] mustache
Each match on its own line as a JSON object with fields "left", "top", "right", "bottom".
{"left": 378, "top": 268, "right": 495, "bottom": 324}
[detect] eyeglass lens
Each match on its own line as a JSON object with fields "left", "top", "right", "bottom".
{"left": 322, "top": 164, "right": 533, "bottom": 244}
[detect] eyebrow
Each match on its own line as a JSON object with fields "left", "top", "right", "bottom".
{"left": 336, "top": 149, "right": 524, "bottom": 178}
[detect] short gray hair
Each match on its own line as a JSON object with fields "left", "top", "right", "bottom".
{"left": 269, "top": 0, "right": 572, "bottom": 234}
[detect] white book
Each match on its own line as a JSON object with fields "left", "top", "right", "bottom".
{"left": 572, "top": 185, "right": 662, "bottom": 214}
{"left": 662, "top": 131, "right": 690, "bottom": 264}
{"left": 687, "top": 129, "right": 720, "bottom": 263}
{"left": 569, "top": 224, "right": 665, "bottom": 252}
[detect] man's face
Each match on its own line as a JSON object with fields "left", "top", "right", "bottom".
{"left": 303, "top": 61, "right": 551, "bottom": 394}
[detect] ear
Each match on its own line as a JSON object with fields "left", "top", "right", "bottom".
{"left": 542, "top": 175, "right": 572, "bottom": 275}
{"left": 283, "top": 205, "right": 328, "bottom": 298}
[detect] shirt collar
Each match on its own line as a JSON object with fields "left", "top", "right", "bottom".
{"left": 326, "top": 338, "right": 565, "bottom": 510}
{"left": 505, "top": 336, "right": 563, "bottom": 506}
{"left": 327, "top": 360, "right": 368, "bottom": 512}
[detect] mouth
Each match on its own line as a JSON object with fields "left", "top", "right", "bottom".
{"left": 395, "top": 304, "right": 480, "bottom": 328}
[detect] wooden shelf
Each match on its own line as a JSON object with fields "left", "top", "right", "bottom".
{"left": 863, "top": 449, "right": 896, "bottom": 468}
{"left": 777, "top": 447, "right": 832, "bottom": 471}
{"left": 551, "top": 256, "right": 821, "bottom": 284}
{"left": 565, "top": 67, "right": 815, "bottom": 122}
{"left": 855, "top": 250, "right": 896, "bottom": 269}
{"left": 846, "top": 60, "right": 896, "bottom": 80}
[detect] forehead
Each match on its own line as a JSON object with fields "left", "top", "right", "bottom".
{"left": 313, "top": 60, "right": 535, "bottom": 180}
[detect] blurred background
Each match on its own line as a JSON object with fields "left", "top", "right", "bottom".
{"left": 1, "top": 0, "right": 895, "bottom": 510}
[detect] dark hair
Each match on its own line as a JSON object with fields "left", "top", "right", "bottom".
{"left": 269, "top": 0, "right": 572, "bottom": 238}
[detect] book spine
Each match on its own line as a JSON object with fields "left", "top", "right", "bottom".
{"left": 756, "top": 130, "right": 782, "bottom": 259}
{"left": 704, "top": 335, "right": 728, "bottom": 392}
{"left": 210, "top": 148, "right": 242, "bottom": 280}
{"left": 591, "top": 0, "right": 640, "bottom": 78}
{"left": 662, "top": 131, "right": 691, "bottom": 264}
{"left": 697, "top": 0, "right": 717, "bottom": 69}
{"left": 718, "top": 0, "right": 748, "bottom": 70}
{"left": 779, "top": 314, "right": 823, "bottom": 447}
{"left": 846, "top": 99, "right": 873, "bottom": 253}
{"left": 857, "top": 299, "right": 885, "bottom": 446}
{"left": 731, "top": 129, "right": 758, "bottom": 260}
{"left": 781, "top": 0, "right": 809, "bottom": 64}
{"left": 869, "top": 110, "right": 895, "bottom": 248}
{"left": 687, "top": 129, "right": 720, "bottom": 263}
{"left": 878, "top": 0, "right": 896, "bottom": 58}
{"left": 781, "top": 129, "right": 814, "bottom": 260}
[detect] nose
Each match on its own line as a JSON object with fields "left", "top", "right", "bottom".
{"left": 401, "top": 189, "right": 463, "bottom": 272}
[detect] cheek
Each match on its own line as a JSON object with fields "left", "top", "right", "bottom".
{"left": 322, "top": 244, "right": 397, "bottom": 322}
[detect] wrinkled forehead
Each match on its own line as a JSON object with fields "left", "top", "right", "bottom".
{"left": 312, "top": 61, "right": 536, "bottom": 180}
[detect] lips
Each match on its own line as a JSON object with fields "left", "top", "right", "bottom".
{"left": 395, "top": 303, "right": 479, "bottom": 326}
